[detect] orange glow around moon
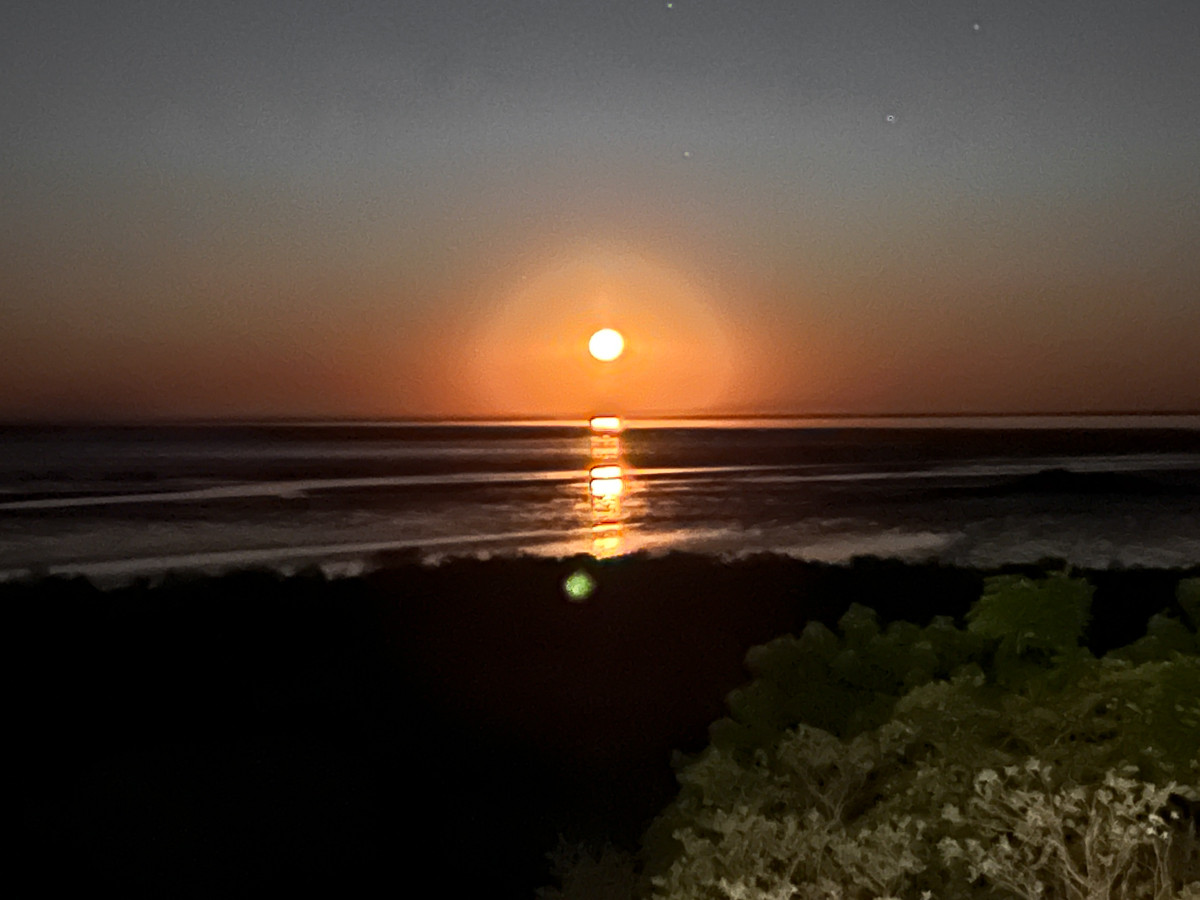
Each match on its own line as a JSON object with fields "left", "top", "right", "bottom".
{"left": 588, "top": 328, "right": 625, "bottom": 361}
{"left": 466, "top": 245, "right": 738, "bottom": 417}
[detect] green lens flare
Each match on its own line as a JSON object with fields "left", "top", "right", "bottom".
{"left": 562, "top": 569, "right": 597, "bottom": 602}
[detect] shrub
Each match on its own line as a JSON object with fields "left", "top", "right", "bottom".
{"left": 967, "top": 572, "right": 1093, "bottom": 683}
{"left": 938, "top": 761, "right": 1198, "bottom": 900}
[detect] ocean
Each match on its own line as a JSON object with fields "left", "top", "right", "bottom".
{"left": 2, "top": 415, "right": 1199, "bottom": 583}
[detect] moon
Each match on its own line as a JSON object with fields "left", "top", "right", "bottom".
{"left": 588, "top": 328, "right": 625, "bottom": 362}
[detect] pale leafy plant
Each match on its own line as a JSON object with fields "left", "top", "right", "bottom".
{"left": 938, "top": 760, "right": 1199, "bottom": 900}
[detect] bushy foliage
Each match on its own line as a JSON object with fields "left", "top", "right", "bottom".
{"left": 967, "top": 572, "right": 1094, "bottom": 683}
{"left": 938, "top": 761, "right": 1198, "bottom": 900}
{"left": 886, "top": 655, "right": 1200, "bottom": 786}
{"left": 649, "top": 724, "right": 926, "bottom": 900}
{"left": 1115, "top": 579, "right": 1200, "bottom": 663}
{"left": 648, "top": 697, "right": 1199, "bottom": 899}
{"left": 650, "top": 741, "right": 1199, "bottom": 900}
{"left": 711, "top": 606, "right": 986, "bottom": 756}
{"left": 546, "top": 572, "right": 1200, "bottom": 900}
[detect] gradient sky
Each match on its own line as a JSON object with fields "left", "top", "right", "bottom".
{"left": 3, "top": 1, "right": 1199, "bottom": 420}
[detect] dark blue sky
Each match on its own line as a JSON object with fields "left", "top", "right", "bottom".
{"left": 3, "top": 1, "right": 1198, "bottom": 418}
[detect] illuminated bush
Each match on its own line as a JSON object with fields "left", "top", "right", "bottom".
{"left": 938, "top": 761, "right": 1200, "bottom": 900}
{"left": 545, "top": 572, "right": 1200, "bottom": 900}
{"left": 648, "top": 720, "right": 1198, "bottom": 900}
{"left": 649, "top": 725, "right": 926, "bottom": 900}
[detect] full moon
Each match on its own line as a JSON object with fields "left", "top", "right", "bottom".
{"left": 588, "top": 328, "right": 625, "bottom": 362}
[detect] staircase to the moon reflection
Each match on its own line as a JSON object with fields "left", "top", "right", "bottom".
{"left": 588, "top": 415, "right": 626, "bottom": 557}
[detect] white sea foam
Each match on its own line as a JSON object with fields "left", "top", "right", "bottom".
{"left": 787, "top": 530, "right": 959, "bottom": 563}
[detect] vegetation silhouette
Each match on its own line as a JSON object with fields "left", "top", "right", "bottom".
{"left": 8, "top": 554, "right": 1200, "bottom": 897}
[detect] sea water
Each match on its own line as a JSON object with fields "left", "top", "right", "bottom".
{"left": 1, "top": 416, "right": 1198, "bottom": 583}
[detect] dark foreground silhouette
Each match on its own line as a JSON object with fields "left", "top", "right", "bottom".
{"left": 9, "top": 554, "right": 1198, "bottom": 897}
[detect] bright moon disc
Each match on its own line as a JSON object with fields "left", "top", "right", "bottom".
{"left": 588, "top": 328, "right": 625, "bottom": 362}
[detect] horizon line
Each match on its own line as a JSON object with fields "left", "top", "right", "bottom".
{"left": 3, "top": 409, "right": 1200, "bottom": 428}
